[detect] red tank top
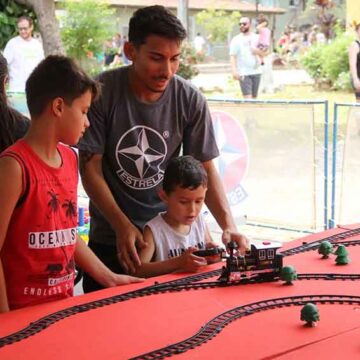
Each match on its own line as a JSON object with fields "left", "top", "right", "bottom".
{"left": 1, "top": 140, "right": 78, "bottom": 310}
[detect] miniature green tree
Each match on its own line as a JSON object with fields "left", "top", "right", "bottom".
{"left": 280, "top": 265, "right": 297, "bottom": 285}
{"left": 318, "top": 241, "right": 333, "bottom": 259}
{"left": 301, "top": 303, "right": 320, "bottom": 327}
{"left": 334, "top": 245, "right": 349, "bottom": 265}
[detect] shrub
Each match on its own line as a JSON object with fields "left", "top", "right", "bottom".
{"left": 177, "top": 42, "right": 199, "bottom": 80}
{"left": 61, "top": 0, "right": 115, "bottom": 72}
{"left": 301, "top": 30, "right": 353, "bottom": 90}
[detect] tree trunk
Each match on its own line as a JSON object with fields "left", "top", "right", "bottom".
{"left": 15, "top": 0, "right": 64, "bottom": 56}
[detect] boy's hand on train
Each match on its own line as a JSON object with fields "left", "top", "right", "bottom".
{"left": 178, "top": 247, "right": 207, "bottom": 272}
{"left": 222, "top": 229, "right": 250, "bottom": 255}
{"left": 116, "top": 222, "right": 147, "bottom": 274}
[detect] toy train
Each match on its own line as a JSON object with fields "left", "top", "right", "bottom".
{"left": 218, "top": 240, "right": 283, "bottom": 283}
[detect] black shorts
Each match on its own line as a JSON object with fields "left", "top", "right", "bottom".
{"left": 239, "top": 74, "right": 261, "bottom": 97}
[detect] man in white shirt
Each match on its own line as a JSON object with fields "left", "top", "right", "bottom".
{"left": 4, "top": 16, "right": 44, "bottom": 93}
{"left": 229, "top": 17, "right": 266, "bottom": 99}
{"left": 193, "top": 33, "right": 206, "bottom": 55}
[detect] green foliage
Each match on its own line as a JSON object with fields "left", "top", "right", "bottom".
{"left": 196, "top": 9, "right": 241, "bottom": 43}
{"left": 334, "top": 244, "right": 349, "bottom": 265}
{"left": 0, "top": 0, "right": 35, "bottom": 49}
{"left": 300, "top": 44, "right": 326, "bottom": 80}
{"left": 318, "top": 240, "right": 333, "bottom": 258}
{"left": 177, "top": 42, "right": 199, "bottom": 80}
{"left": 280, "top": 265, "right": 297, "bottom": 284}
{"left": 60, "top": 0, "right": 116, "bottom": 71}
{"left": 301, "top": 303, "right": 320, "bottom": 324}
{"left": 333, "top": 71, "right": 351, "bottom": 91}
{"left": 300, "top": 30, "right": 353, "bottom": 90}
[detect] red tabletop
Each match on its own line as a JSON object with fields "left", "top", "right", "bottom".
{"left": 1, "top": 225, "right": 360, "bottom": 360}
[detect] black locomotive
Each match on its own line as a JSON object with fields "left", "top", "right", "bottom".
{"left": 219, "top": 240, "right": 283, "bottom": 283}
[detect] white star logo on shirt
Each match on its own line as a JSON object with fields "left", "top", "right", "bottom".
{"left": 118, "top": 128, "right": 166, "bottom": 179}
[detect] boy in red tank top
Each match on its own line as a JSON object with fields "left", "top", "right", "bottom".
{"left": 0, "top": 56, "right": 143, "bottom": 313}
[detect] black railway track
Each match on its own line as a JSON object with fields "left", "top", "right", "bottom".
{"left": 280, "top": 227, "right": 360, "bottom": 257}
{"left": 2, "top": 272, "right": 360, "bottom": 349}
{"left": 2, "top": 227, "right": 360, "bottom": 350}
{"left": 130, "top": 294, "right": 360, "bottom": 360}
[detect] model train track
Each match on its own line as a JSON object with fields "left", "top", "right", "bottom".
{"left": 130, "top": 294, "right": 360, "bottom": 360}
{"left": 2, "top": 227, "right": 360, "bottom": 349}
{"left": 2, "top": 271, "right": 360, "bottom": 349}
{"left": 280, "top": 227, "right": 360, "bottom": 256}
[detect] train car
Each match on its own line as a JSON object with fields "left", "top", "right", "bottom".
{"left": 218, "top": 241, "right": 283, "bottom": 283}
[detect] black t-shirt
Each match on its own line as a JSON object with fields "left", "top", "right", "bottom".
{"left": 78, "top": 66, "right": 219, "bottom": 245}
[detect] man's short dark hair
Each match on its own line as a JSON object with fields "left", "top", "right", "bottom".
{"left": 162, "top": 156, "right": 208, "bottom": 194}
{"left": 129, "top": 5, "right": 187, "bottom": 46}
{"left": 26, "top": 55, "right": 100, "bottom": 117}
{"left": 17, "top": 16, "right": 33, "bottom": 26}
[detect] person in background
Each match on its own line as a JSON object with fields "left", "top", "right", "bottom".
{"left": 193, "top": 32, "right": 206, "bottom": 56}
{"left": 78, "top": 5, "right": 249, "bottom": 293}
{"left": 255, "top": 14, "right": 271, "bottom": 65}
{"left": 230, "top": 16, "right": 266, "bottom": 98}
{"left": 349, "top": 23, "right": 360, "bottom": 102}
{"left": 3, "top": 16, "right": 44, "bottom": 93}
{"left": 135, "top": 156, "right": 220, "bottom": 278}
{"left": 0, "top": 55, "right": 142, "bottom": 313}
{"left": 0, "top": 53, "right": 29, "bottom": 153}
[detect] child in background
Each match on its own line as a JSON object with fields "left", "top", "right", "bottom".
{"left": 134, "top": 156, "right": 219, "bottom": 278}
{"left": 0, "top": 55, "right": 142, "bottom": 313}
{"left": 256, "top": 14, "right": 271, "bottom": 65}
{"left": 0, "top": 53, "right": 29, "bottom": 153}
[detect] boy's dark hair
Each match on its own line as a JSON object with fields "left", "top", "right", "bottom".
{"left": 0, "top": 53, "right": 29, "bottom": 152}
{"left": 129, "top": 5, "right": 187, "bottom": 46}
{"left": 26, "top": 55, "right": 100, "bottom": 117}
{"left": 162, "top": 156, "right": 208, "bottom": 194}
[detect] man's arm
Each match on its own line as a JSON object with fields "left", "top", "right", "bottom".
{"left": 79, "top": 151, "right": 146, "bottom": 274}
{"left": 202, "top": 160, "right": 249, "bottom": 254}
{"left": 3, "top": 40, "right": 14, "bottom": 65}
{"left": 75, "top": 235, "right": 143, "bottom": 286}
{"left": 349, "top": 42, "right": 360, "bottom": 91}
{"left": 0, "top": 157, "right": 23, "bottom": 313}
{"left": 230, "top": 55, "right": 240, "bottom": 80}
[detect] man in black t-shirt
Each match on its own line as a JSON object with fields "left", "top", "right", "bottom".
{"left": 78, "top": 5, "right": 249, "bottom": 292}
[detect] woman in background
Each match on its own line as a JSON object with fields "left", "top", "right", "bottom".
{"left": 0, "top": 53, "right": 29, "bottom": 153}
{"left": 348, "top": 23, "right": 360, "bottom": 102}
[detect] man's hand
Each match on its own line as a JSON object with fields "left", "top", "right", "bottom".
{"left": 232, "top": 72, "right": 241, "bottom": 81}
{"left": 177, "top": 247, "right": 207, "bottom": 272}
{"left": 354, "top": 78, "right": 360, "bottom": 92}
{"left": 116, "top": 223, "right": 147, "bottom": 274}
{"left": 222, "top": 229, "right": 250, "bottom": 255}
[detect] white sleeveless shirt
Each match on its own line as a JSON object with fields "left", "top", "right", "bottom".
{"left": 145, "top": 213, "right": 206, "bottom": 261}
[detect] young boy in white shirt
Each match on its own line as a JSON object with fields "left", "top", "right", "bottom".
{"left": 134, "top": 156, "right": 220, "bottom": 278}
